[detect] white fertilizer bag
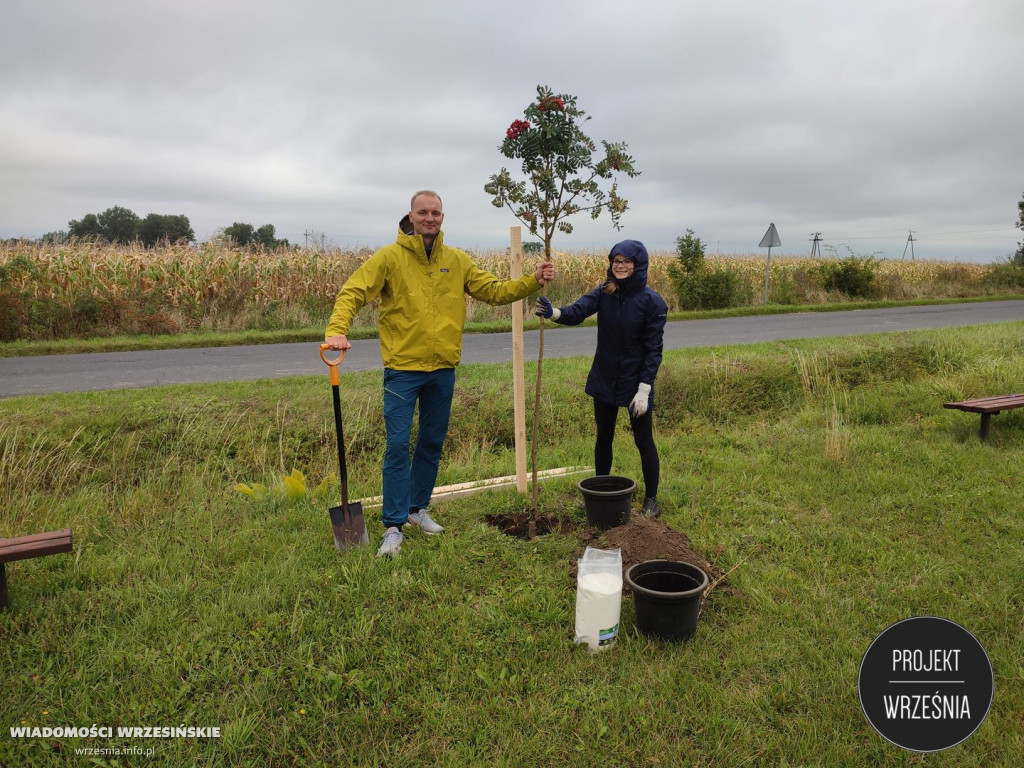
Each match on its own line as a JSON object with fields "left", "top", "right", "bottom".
{"left": 574, "top": 546, "right": 623, "bottom": 652}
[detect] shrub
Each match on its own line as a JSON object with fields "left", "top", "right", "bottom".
{"left": 673, "top": 266, "right": 752, "bottom": 310}
{"left": 669, "top": 229, "right": 751, "bottom": 309}
{"left": 815, "top": 254, "right": 879, "bottom": 298}
{"left": 0, "top": 289, "right": 26, "bottom": 342}
{"left": 23, "top": 296, "right": 74, "bottom": 340}
{"left": 72, "top": 292, "right": 104, "bottom": 327}
{"left": 984, "top": 260, "right": 1024, "bottom": 290}
{"left": 768, "top": 268, "right": 820, "bottom": 305}
{"left": 670, "top": 270, "right": 701, "bottom": 309}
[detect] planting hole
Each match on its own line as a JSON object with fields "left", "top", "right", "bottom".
{"left": 484, "top": 511, "right": 575, "bottom": 539}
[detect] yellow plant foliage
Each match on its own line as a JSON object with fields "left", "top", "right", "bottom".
{"left": 279, "top": 469, "right": 307, "bottom": 502}
{"left": 234, "top": 481, "right": 269, "bottom": 500}
{"left": 234, "top": 468, "right": 332, "bottom": 506}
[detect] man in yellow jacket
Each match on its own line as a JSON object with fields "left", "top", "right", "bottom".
{"left": 325, "top": 190, "right": 554, "bottom": 557}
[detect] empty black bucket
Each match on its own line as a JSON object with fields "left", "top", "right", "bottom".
{"left": 625, "top": 560, "right": 709, "bottom": 642}
{"left": 578, "top": 475, "right": 636, "bottom": 529}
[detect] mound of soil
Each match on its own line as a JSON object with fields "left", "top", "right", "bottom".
{"left": 482, "top": 510, "right": 731, "bottom": 599}
{"left": 574, "top": 516, "right": 726, "bottom": 595}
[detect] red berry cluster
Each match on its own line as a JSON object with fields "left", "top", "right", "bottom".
{"left": 537, "top": 96, "right": 565, "bottom": 112}
{"left": 506, "top": 119, "right": 531, "bottom": 139}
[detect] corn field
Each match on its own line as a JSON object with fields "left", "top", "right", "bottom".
{"left": 1, "top": 240, "right": 1020, "bottom": 342}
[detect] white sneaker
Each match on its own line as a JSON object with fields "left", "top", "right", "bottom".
{"left": 376, "top": 527, "right": 403, "bottom": 557}
{"left": 406, "top": 509, "right": 444, "bottom": 535}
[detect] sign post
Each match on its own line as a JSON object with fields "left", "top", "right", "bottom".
{"left": 759, "top": 223, "right": 781, "bottom": 304}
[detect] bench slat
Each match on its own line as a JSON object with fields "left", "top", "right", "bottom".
{"left": 944, "top": 394, "right": 1024, "bottom": 414}
{"left": 0, "top": 529, "right": 73, "bottom": 563}
{"left": 0, "top": 528, "right": 73, "bottom": 548}
{"left": 944, "top": 393, "right": 1024, "bottom": 440}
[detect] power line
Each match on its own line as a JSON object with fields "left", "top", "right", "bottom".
{"left": 915, "top": 227, "right": 1015, "bottom": 236}
{"left": 813, "top": 227, "right": 1015, "bottom": 241}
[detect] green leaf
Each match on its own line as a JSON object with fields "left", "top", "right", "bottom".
{"left": 312, "top": 473, "right": 335, "bottom": 502}
{"left": 485, "top": 84, "right": 639, "bottom": 251}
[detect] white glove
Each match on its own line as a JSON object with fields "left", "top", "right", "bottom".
{"left": 629, "top": 383, "right": 652, "bottom": 417}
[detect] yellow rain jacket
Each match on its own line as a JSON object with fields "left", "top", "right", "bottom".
{"left": 326, "top": 222, "right": 542, "bottom": 371}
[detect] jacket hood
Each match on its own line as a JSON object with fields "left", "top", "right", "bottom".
{"left": 606, "top": 239, "right": 649, "bottom": 293}
{"left": 397, "top": 214, "right": 443, "bottom": 258}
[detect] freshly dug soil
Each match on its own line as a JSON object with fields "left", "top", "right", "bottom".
{"left": 483, "top": 511, "right": 573, "bottom": 539}
{"left": 573, "top": 516, "right": 726, "bottom": 595}
{"left": 483, "top": 510, "right": 730, "bottom": 598}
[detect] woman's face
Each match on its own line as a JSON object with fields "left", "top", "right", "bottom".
{"left": 611, "top": 254, "right": 635, "bottom": 279}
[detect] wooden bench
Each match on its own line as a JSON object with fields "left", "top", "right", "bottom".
{"left": 944, "top": 394, "right": 1024, "bottom": 440}
{"left": 0, "top": 529, "right": 73, "bottom": 610}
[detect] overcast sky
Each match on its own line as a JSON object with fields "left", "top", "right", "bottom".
{"left": 2, "top": 0, "right": 1021, "bottom": 262}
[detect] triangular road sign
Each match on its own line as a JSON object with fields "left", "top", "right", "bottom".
{"left": 759, "top": 223, "right": 781, "bottom": 248}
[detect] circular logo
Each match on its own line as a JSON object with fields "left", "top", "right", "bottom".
{"left": 858, "top": 616, "right": 993, "bottom": 752}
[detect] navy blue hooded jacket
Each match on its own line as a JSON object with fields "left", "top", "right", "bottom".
{"left": 552, "top": 240, "right": 668, "bottom": 408}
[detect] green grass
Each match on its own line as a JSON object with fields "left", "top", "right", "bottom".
{"left": 2, "top": 323, "right": 1024, "bottom": 766}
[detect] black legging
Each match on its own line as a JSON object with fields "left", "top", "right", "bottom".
{"left": 593, "top": 398, "right": 659, "bottom": 501}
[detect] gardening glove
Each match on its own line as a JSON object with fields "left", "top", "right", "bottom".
{"left": 629, "top": 383, "right": 652, "bottom": 418}
{"left": 534, "top": 296, "right": 560, "bottom": 321}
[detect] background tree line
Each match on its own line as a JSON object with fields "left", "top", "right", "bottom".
{"left": 32, "top": 206, "right": 290, "bottom": 249}
{"left": 17, "top": 192, "right": 1024, "bottom": 257}
{"left": 65, "top": 206, "right": 195, "bottom": 247}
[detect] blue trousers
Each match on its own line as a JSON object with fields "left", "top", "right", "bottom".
{"left": 381, "top": 368, "right": 456, "bottom": 529}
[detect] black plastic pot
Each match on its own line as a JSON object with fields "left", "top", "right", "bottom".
{"left": 578, "top": 475, "right": 636, "bottom": 529}
{"left": 625, "top": 560, "right": 709, "bottom": 642}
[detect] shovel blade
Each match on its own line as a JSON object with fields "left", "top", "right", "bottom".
{"left": 329, "top": 502, "right": 369, "bottom": 548}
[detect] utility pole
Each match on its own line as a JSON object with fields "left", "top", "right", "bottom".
{"left": 809, "top": 232, "right": 822, "bottom": 257}
{"left": 901, "top": 230, "right": 916, "bottom": 261}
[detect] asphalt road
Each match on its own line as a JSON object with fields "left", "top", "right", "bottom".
{"left": 2, "top": 300, "right": 1022, "bottom": 398}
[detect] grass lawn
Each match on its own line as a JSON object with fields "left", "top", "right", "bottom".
{"left": 2, "top": 322, "right": 1023, "bottom": 766}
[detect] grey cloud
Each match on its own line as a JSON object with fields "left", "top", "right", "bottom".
{"left": 1, "top": 0, "right": 1021, "bottom": 261}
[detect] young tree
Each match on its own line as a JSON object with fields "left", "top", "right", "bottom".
{"left": 485, "top": 85, "right": 639, "bottom": 255}
{"left": 485, "top": 85, "right": 640, "bottom": 525}
{"left": 674, "top": 228, "right": 707, "bottom": 274}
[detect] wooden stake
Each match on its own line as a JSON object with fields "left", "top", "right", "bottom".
{"left": 510, "top": 227, "right": 528, "bottom": 493}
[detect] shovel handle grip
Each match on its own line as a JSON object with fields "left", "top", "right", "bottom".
{"left": 320, "top": 344, "right": 348, "bottom": 387}
{"left": 319, "top": 343, "right": 348, "bottom": 367}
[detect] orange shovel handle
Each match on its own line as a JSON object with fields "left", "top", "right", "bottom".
{"left": 319, "top": 344, "right": 348, "bottom": 386}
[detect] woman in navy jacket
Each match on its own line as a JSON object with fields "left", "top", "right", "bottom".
{"left": 536, "top": 240, "right": 668, "bottom": 518}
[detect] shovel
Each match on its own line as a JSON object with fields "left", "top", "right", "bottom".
{"left": 320, "top": 344, "right": 370, "bottom": 549}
